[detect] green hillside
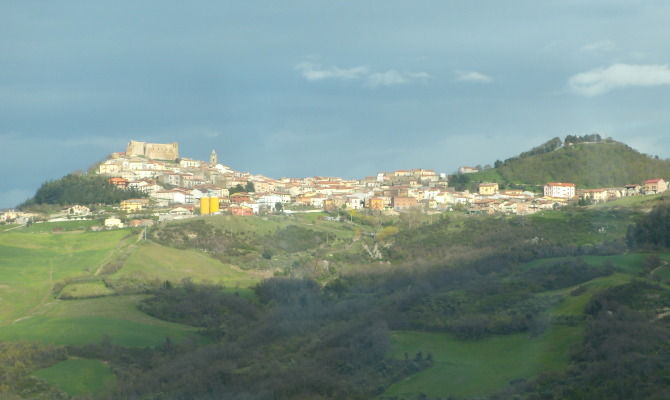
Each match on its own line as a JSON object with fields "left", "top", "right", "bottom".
{"left": 5, "top": 201, "right": 670, "bottom": 399}
{"left": 460, "top": 136, "right": 670, "bottom": 189}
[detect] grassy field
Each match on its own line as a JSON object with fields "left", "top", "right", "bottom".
{"left": 0, "top": 225, "right": 222, "bottom": 346}
{"left": 23, "top": 219, "right": 103, "bottom": 233}
{"left": 59, "top": 281, "right": 116, "bottom": 299}
{"left": 113, "top": 241, "right": 262, "bottom": 288}
{"left": 590, "top": 193, "right": 667, "bottom": 210}
{"left": 0, "top": 229, "right": 129, "bottom": 325}
{"left": 193, "top": 213, "right": 362, "bottom": 240}
{"left": 33, "top": 358, "right": 116, "bottom": 396}
{"left": 528, "top": 209, "right": 636, "bottom": 246}
{"left": 384, "top": 251, "right": 669, "bottom": 399}
{"left": 0, "top": 295, "right": 202, "bottom": 346}
{"left": 386, "top": 325, "right": 582, "bottom": 399}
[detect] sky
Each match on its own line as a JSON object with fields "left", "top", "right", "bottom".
{"left": 2, "top": 1, "right": 670, "bottom": 208}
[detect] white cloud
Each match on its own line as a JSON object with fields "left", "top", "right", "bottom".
{"left": 295, "top": 62, "right": 430, "bottom": 87}
{"left": 367, "top": 70, "right": 430, "bottom": 87}
{"left": 295, "top": 62, "right": 369, "bottom": 81}
{"left": 580, "top": 40, "right": 616, "bottom": 53}
{"left": 569, "top": 63, "right": 670, "bottom": 96}
{"left": 455, "top": 71, "right": 493, "bottom": 83}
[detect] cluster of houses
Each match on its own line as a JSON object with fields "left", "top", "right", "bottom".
{"left": 4, "top": 142, "right": 668, "bottom": 228}
{"left": 90, "top": 143, "right": 670, "bottom": 220}
{"left": 467, "top": 178, "right": 668, "bottom": 215}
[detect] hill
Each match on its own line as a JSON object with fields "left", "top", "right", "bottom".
{"left": 455, "top": 135, "right": 670, "bottom": 190}
{"left": 4, "top": 202, "right": 670, "bottom": 399}
{"left": 19, "top": 173, "right": 146, "bottom": 209}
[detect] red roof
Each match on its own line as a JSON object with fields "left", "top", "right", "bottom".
{"left": 645, "top": 179, "right": 664, "bottom": 184}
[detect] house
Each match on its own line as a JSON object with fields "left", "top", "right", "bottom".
{"left": 98, "top": 161, "right": 121, "bottom": 175}
{"left": 230, "top": 205, "right": 254, "bottom": 216}
{"left": 257, "top": 194, "right": 284, "bottom": 211}
{"left": 392, "top": 196, "right": 418, "bottom": 210}
{"left": 109, "top": 177, "right": 129, "bottom": 189}
{"left": 368, "top": 197, "right": 386, "bottom": 211}
{"left": 459, "top": 166, "right": 480, "bottom": 174}
{"left": 345, "top": 195, "right": 366, "bottom": 210}
{"left": 66, "top": 205, "right": 91, "bottom": 216}
{"left": 128, "top": 219, "right": 154, "bottom": 227}
{"left": 104, "top": 217, "right": 124, "bottom": 229}
{"left": 230, "top": 192, "right": 252, "bottom": 204}
{"left": 579, "top": 188, "right": 609, "bottom": 203}
{"left": 624, "top": 184, "right": 642, "bottom": 196}
{"left": 120, "top": 198, "right": 150, "bottom": 212}
{"left": 644, "top": 178, "right": 668, "bottom": 194}
{"left": 478, "top": 182, "right": 499, "bottom": 196}
{"left": 309, "top": 194, "right": 328, "bottom": 208}
{"left": 169, "top": 206, "right": 194, "bottom": 215}
{"left": 179, "top": 158, "right": 201, "bottom": 168}
{"left": 544, "top": 182, "right": 576, "bottom": 199}
{"left": 151, "top": 189, "right": 192, "bottom": 205}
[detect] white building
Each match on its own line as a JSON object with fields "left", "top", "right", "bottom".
{"left": 104, "top": 217, "right": 124, "bottom": 229}
{"left": 544, "top": 182, "right": 576, "bottom": 199}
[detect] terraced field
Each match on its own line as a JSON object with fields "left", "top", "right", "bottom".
{"left": 0, "top": 222, "right": 261, "bottom": 396}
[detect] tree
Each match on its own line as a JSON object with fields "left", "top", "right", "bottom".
{"left": 275, "top": 202, "right": 283, "bottom": 212}
{"left": 245, "top": 181, "right": 255, "bottom": 193}
{"left": 229, "top": 184, "right": 245, "bottom": 195}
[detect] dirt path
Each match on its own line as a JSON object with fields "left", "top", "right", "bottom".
{"left": 94, "top": 231, "right": 143, "bottom": 276}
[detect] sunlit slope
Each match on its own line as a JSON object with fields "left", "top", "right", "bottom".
{"left": 0, "top": 224, "right": 260, "bottom": 346}
{"left": 0, "top": 295, "right": 200, "bottom": 346}
{"left": 0, "top": 229, "right": 127, "bottom": 325}
{"left": 111, "top": 241, "right": 261, "bottom": 288}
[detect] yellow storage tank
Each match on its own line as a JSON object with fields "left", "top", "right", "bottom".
{"left": 209, "top": 196, "right": 219, "bottom": 214}
{"left": 200, "top": 197, "right": 210, "bottom": 215}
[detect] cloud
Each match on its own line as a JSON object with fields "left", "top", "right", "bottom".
{"left": 580, "top": 40, "right": 616, "bottom": 53}
{"left": 295, "top": 62, "right": 430, "bottom": 87}
{"left": 367, "top": 70, "right": 430, "bottom": 87}
{"left": 455, "top": 71, "right": 493, "bottom": 83}
{"left": 295, "top": 62, "right": 369, "bottom": 81}
{"left": 569, "top": 63, "right": 670, "bottom": 96}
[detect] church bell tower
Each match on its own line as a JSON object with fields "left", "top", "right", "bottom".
{"left": 210, "top": 149, "right": 218, "bottom": 166}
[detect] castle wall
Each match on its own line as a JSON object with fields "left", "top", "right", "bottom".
{"left": 126, "top": 140, "right": 146, "bottom": 157}
{"left": 126, "top": 140, "right": 179, "bottom": 161}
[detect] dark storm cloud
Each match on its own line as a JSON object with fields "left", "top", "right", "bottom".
{"left": 2, "top": 0, "right": 670, "bottom": 207}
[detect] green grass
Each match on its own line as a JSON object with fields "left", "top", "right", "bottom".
{"left": 0, "top": 230, "right": 205, "bottom": 346}
{"left": 114, "top": 241, "right": 261, "bottom": 288}
{"left": 0, "top": 224, "right": 20, "bottom": 232}
{"left": 385, "top": 326, "right": 582, "bottom": 399}
{"left": 33, "top": 358, "right": 116, "bottom": 396}
{"left": 384, "top": 252, "right": 662, "bottom": 399}
{"left": 0, "top": 296, "right": 201, "bottom": 346}
{"left": 22, "top": 219, "right": 103, "bottom": 233}
{"left": 551, "top": 273, "right": 633, "bottom": 316}
{"left": 590, "top": 193, "right": 666, "bottom": 209}
{"left": 528, "top": 209, "right": 635, "bottom": 246}
{"left": 193, "top": 213, "right": 361, "bottom": 240}
{"left": 0, "top": 230, "right": 128, "bottom": 325}
{"left": 59, "top": 281, "right": 116, "bottom": 299}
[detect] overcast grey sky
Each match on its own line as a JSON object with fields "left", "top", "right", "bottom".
{"left": 2, "top": 1, "right": 670, "bottom": 208}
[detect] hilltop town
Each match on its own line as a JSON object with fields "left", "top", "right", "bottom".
{"left": 2, "top": 138, "right": 668, "bottom": 227}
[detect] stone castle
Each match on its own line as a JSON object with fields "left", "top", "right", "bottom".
{"left": 126, "top": 140, "right": 179, "bottom": 161}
